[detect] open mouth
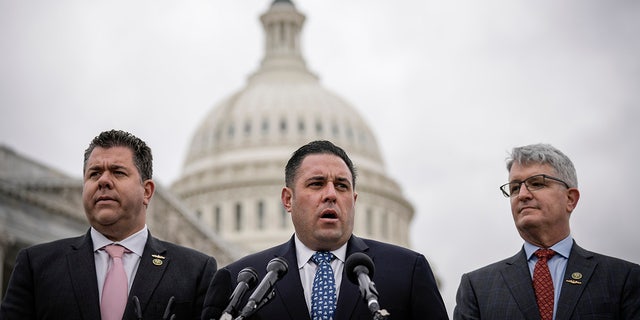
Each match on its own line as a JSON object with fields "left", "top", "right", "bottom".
{"left": 320, "top": 210, "right": 338, "bottom": 219}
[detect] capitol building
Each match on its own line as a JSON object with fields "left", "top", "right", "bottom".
{"left": 0, "top": 0, "right": 414, "bottom": 296}
{"left": 171, "top": 0, "right": 414, "bottom": 253}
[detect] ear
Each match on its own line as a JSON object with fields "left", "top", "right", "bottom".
{"left": 281, "top": 187, "right": 293, "bottom": 212}
{"left": 143, "top": 179, "right": 155, "bottom": 206}
{"left": 566, "top": 188, "right": 580, "bottom": 212}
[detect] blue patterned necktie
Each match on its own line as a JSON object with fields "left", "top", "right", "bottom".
{"left": 311, "top": 251, "right": 336, "bottom": 320}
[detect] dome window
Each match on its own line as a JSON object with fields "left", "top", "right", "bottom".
{"left": 332, "top": 123, "right": 340, "bottom": 138}
{"left": 244, "top": 121, "right": 252, "bottom": 136}
{"left": 228, "top": 124, "right": 235, "bottom": 138}
{"left": 214, "top": 206, "right": 221, "bottom": 233}
{"left": 235, "top": 203, "right": 242, "bottom": 231}
{"left": 257, "top": 200, "right": 265, "bottom": 230}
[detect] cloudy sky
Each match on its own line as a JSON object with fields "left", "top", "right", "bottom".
{"left": 2, "top": 0, "right": 639, "bottom": 315}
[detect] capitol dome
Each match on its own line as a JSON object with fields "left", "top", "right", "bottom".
{"left": 171, "top": 0, "right": 414, "bottom": 253}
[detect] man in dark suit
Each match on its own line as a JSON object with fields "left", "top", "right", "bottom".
{"left": 453, "top": 143, "right": 640, "bottom": 320}
{"left": 0, "top": 129, "right": 217, "bottom": 320}
{"left": 202, "top": 140, "right": 448, "bottom": 320}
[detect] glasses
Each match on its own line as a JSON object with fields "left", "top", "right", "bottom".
{"left": 499, "top": 174, "right": 570, "bottom": 198}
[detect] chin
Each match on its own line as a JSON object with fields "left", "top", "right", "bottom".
{"left": 94, "top": 212, "right": 121, "bottom": 225}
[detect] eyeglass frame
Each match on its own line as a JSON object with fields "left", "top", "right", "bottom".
{"left": 499, "top": 174, "right": 570, "bottom": 198}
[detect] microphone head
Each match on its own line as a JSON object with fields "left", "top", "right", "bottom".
{"left": 237, "top": 267, "right": 259, "bottom": 288}
{"left": 266, "top": 257, "right": 289, "bottom": 278}
{"left": 345, "top": 252, "right": 375, "bottom": 284}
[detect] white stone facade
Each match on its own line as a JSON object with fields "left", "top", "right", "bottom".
{"left": 171, "top": 0, "right": 414, "bottom": 255}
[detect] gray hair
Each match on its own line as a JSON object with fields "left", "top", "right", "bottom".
{"left": 506, "top": 143, "right": 578, "bottom": 187}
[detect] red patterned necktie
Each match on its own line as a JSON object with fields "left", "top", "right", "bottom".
{"left": 533, "top": 248, "right": 556, "bottom": 320}
{"left": 101, "top": 244, "right": 130, "bottom": 320}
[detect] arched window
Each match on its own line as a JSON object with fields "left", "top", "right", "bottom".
{"left": 235, "top": 203, "right": 242, "bottom": 231}
{"left": 257, "top": 201, "right": 265, "bottom": 230}
{"left": 366, "top": 208, "right": 373, "bottom": 235}
{"left": 214, "top": 206, "right": 221, "bottom": 233}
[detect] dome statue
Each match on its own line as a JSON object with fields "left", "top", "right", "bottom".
{"left": 171, "top": 0, "right": 414, "bottom": 254}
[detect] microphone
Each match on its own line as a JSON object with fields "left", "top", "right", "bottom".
{"left": 236, "top": 257, "right": 289, "bottom": 319}
{"left": 345, "top": 252, "right": 382, "bottom": 314}
{"left": 219, "top": 267, "right": 259, "bottom": 320}
{"left": 162, "top": 296, "right": 175, "bottom": 320}
{"left": 132, "top": 295, "right": 143, "bottom": 320}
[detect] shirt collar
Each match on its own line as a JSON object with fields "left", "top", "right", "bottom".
{"left": 91, "top": 225, "right": 148, "bottom": 258}
{"left": 294, "top": 233, "right": 347, "bottom": 269}
{"left": 524, "top": 234, "right": 573, "bottom": 261}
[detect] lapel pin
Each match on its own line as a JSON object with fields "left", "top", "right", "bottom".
{"left": 152, "top": 254, "right": 165, "bottom": 266}
{"left": 565, "top": 272, "right": 583, "bottom": 285}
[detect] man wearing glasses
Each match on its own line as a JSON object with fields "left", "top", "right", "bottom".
{"left": 453, "top": 143, "right": 640, "bottom": 320}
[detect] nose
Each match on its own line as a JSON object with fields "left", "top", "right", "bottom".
{"left": 97, "top": 172, "right": 113, "bottom": 190}
{"left": 323, "top": 183, "right": 338, "bottom": 202}
{"left": 515, "top": 182, "right": 533, "bottom": 199}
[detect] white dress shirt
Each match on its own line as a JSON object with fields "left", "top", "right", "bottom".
{"left": 92, "top": 226, "right": 148, "bottom": 301}
{"left": 294, "top": 234, "right": 347, "bottom": 313}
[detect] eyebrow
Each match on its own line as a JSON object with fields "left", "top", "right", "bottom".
{"left": 306, "top": 175, "right": 352, "bottom": 185}
{"left": 86, "top": 163, "right": 128, "bottom": 172}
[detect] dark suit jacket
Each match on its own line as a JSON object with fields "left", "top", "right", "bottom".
{"left": 0, "top": 230, "right": 217, "bottom": 320}
{"left": 453, "top": 242, "right": 640, "bottom": 319}
{"left": 201, "top": 235, "right": 448, "bottom": 320}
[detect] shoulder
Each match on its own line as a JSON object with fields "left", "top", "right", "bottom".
{"left": 10, "top": 235, "right": 87, "bottom": 272}
{"left": 20, "top": 235, "right": 86, "bottom": 256}
{"left": 228, "top": 245, "right": 285, "bottom": 266}
{"left": 354, "top": 237, "right": 434, "bottom": 272}
{"left": 462, "top": 251, "right": 524, "bottom": 279}
{"left": 573, "top": 244, "right": 640, "bottom": 271}
{"left": 359, "top": 237, "right": 421, "bottom": 257}
{"left": 223, "top": 241, "right": 292, "bottom": 275}
{"left": 150, "top": 236, "right": 216, "bottom": 266}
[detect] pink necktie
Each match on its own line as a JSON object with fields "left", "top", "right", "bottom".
{"left": 533, "top": 248, "right": 556, "bottom": 320}
{"left": 101, "top": 244, "right": 129, "bottom": 320}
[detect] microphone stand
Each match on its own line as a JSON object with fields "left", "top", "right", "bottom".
{"left": 219, "top": 314, "right": 234, "bottom": 320}
{"left": 373, "top": 309, "right": 390, "bottom": 320}
{"left": 132, "top": 296, "right": 143, "bottom": 320}
{"left": 233, "top": 290, "right": 276, "bottom": 320}
{"left": 162, "top": 296, "right": 175, "bottom": 320}
{"left": 358, "top": 275, "right": 390, "bottom": 320}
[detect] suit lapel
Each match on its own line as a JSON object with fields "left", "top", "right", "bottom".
{"left": 334, "top": 236, "right": 369, "bottom": 320}
{"left": 500, "top": 249, "right": 541, "bottom": 320}
{"left": 129, "top": 234, "right": 169, "bottom": 316}
{"left": 271, "top": 236, "right": 370, "bottom": 320}
{"left": 67, "top": 231, "right": 102, "bottom": 319}
{"left": 273, "top": 239, "right": 312, "bottom": 320}
{"left": 556, "top": 243, "right": 595, "bottom": 320}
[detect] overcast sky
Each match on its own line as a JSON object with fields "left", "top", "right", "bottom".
{"left": 2, "top": 0, "right": 639, "bottom": 315}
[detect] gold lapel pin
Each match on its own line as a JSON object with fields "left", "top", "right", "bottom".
{"left": 152, "top": 254, "right": 165, "bottom": 266}
{"left": 565, "top": 272, "right": 583, "bottom": 285}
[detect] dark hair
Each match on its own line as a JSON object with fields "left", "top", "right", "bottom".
{"left": 83, "top": 130, "right": 153, "bottom": 181}
{"left": 285, "top": 140, "right": 357, "bottom": 188}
